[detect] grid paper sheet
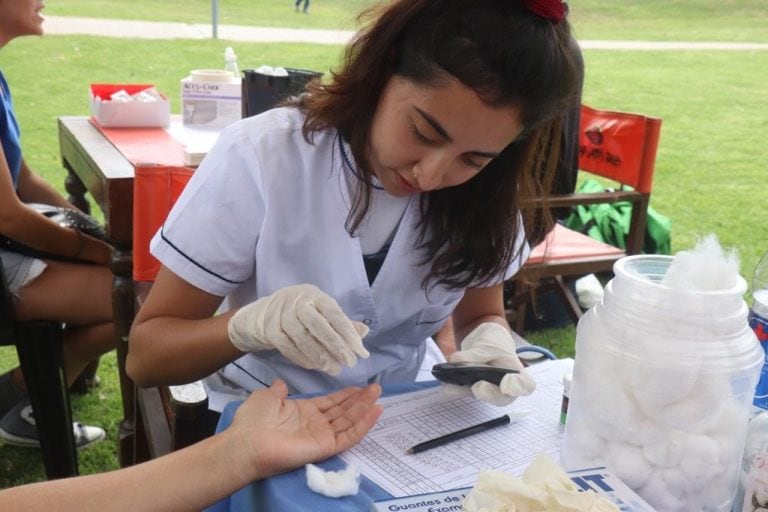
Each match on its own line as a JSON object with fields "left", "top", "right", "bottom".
{"left": 340, "top": 358, "right": 573, "bottom": 497}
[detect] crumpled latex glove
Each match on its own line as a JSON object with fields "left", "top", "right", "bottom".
{"left": 445, "top": 322, "right": 536, "bottom": 406}
{"left": 227, "top": 284, "right": 370, "bottom": 375}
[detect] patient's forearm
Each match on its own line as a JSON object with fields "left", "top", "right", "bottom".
{"left": 0, "top": 431, "right": 254, "bottom": 512}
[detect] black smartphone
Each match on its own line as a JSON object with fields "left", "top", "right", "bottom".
{"left": 431, "top": 362, "right": 519, "bottom": 386}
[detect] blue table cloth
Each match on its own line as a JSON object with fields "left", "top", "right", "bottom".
{"left": 205, "top": 381, "right": 440, "bottom": 512}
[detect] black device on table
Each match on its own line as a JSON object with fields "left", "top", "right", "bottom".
{"left": 431, "top": 362, "right": 519, "bottom": 386}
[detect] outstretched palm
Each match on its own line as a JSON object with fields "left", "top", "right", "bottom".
{"left": 230, "top": 381, "right": 382, "bottom": 479}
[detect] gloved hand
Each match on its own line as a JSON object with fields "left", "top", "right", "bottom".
{"left": 445, "top": 322, "right": 536, "bottom": 406}
{"left": 227, "top": 284, "right": 370, "bottom": 375}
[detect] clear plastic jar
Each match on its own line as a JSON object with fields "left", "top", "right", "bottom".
{"left": 561, "top": 255, "right": 763, "bottom": 512}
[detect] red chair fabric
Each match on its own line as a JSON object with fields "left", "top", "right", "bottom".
{"left": 509, "top": 105, "right": 663, "bottom": 333}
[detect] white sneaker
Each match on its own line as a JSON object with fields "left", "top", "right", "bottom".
{"left": 0, "top": 399, "right": 105, "bottom": 449}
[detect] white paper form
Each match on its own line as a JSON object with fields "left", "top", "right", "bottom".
{"left": 165, "top": 121, "right": 221, "bottom": 166}
{"left": 340, "top": 358, "right": 574, "bottom": 497}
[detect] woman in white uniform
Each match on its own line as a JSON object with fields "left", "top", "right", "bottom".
{"left": 128, "top": 0, "right": 580, "bottom": 407}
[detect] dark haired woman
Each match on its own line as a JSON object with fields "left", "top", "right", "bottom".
{"left": 128, "top": 0, "right": 581, "bottom": 408}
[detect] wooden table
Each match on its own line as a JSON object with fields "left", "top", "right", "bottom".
{"left": 58, "top": 116, "right": 138, "bottom": 466}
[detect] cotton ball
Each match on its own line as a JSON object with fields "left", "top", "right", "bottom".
{"left": 659, "top": 467, "right": 688, "bottom": 501}
{"left": 582, "top": 377, "right": 645, "bottom": 442}
{"left": 305, "top": 463, "right": 360, "bottom": 498}
{"left": 654, "top": 374, "right": 728, "bottom": 431}
{"left": 607, "top": 442, "right": 653, "bottom": 490}
{"left": 561, "top": 413, "right": 605, "bottom": 470}
{"left": 642, "top": 429, "right": 684, "bottom": 468}
{"left": 631, "top": 364, "right": 700, "bottom": 418}
{"left": 637, "top": 471, "right": 685, "bottom": 512}
{"left": 679, "top": 434, "right": 721, "bottom": 483}
{"left": 708, "top": 401, "right": 751, "bottom": 477}
{"left": 660, "top": 234, "right": 740, "bottom": 291}
{"left": 688, "top": 397, "right": 749, "bottom": 436}
{"left": 629, "top": 418, "right": 671, "bottom": 447}
{"left": 616, "top": 352, "right": 654, "bottom": 390}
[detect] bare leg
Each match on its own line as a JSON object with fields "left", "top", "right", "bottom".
{"left": 11, "top": 260, "right": 114, "bottom": 389}
{"left": 62, "top": 323, "right": 115, "bottom": 385}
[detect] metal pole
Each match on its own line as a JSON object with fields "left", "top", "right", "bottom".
{"left": 212, "top": 0, "right": 219, "bottom": 39}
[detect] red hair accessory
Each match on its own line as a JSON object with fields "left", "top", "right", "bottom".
{"left": 521, "top": 0, "right": 567, "bottom": 23}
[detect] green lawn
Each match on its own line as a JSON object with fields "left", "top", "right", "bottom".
{"left": 1, "top": 0, "right": 767, "bottom": 488}
{"left": 44, "top": 0, "right": 768, "bottom": 41}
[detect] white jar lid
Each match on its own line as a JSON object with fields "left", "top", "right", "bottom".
{"left": 190, "top": 69, "right": 237, "bottom": 82}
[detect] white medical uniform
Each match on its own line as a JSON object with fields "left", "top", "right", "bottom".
{"left": 151, "top": 107, "right": 528, "bottom": 403}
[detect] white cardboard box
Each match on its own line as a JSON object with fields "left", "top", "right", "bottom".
{"left": 181, "top": 72, "right": 241, "bottom": 129}
{"left": 90, "top": 84, "right": 170, "bottom": 128}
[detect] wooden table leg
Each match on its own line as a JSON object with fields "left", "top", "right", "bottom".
{"left": 111, "top": 244, "right": 136, "bottom": 467}
{"left": 64, "top": 169, "right": 91, "bottom": 214}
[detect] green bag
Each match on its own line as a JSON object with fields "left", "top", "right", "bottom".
{"left": 564, "top": 179, "right": 671, "bottom": 255}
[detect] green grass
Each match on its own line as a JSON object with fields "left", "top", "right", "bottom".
{"left": 44, "top": 0, "right": 768, "bottom": 41}
{"left": 46, "top": 0, "right": 375, "bottom": 31}
{"left": 2, "top": 0, "right": 768, "bottom": 489}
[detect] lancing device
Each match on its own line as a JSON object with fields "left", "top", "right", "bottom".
{"left": 431, "top": 362, "right": 519, "bottom": 386}
{"left": 406, "top": 414, "right": 511, "bottom": 454}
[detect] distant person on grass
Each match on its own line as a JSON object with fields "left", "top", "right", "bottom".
{"left": 295, "top": 0, "right": 310, "bottom": 14}
{"left": 0, "top": 0, "right": 114, "bottom": 448}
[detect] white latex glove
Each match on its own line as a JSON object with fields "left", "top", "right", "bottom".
{"left": 446, "top": 322, "right": 536, "bottom": 406}
{"left": 227, "top": 284, "right": 370, "bottom": 375}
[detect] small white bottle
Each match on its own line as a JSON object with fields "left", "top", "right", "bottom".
{"left": 224, "top": 47, "right": 240, "bottom": 79}
{"left": 734, "top": 411, "right": 768, "bottom": 511}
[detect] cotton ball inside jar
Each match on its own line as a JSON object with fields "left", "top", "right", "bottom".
{"left": 679, "top": 433, "right": 722, "bottom": 484}
{"left": 708, "top": 400, "right": 751, "bottom": 477}
{"left": 630, "top": 359, "right": 701, "bottom": 417}
{"left": 606, "top": 442, "right": 653, "bottom": 490}
{"left": 637, "top": 471, "right": 685, "bottom": 512}
{"left": 560, "top": 413, "right": 605, "bottom": 469}
{"left": 582, "top": 374, "right": 647, "bottom": 443}
{"left": 653, "top": 373, "right": 729, "bottom": 431}
{"left": 658, "top": 467, "right": 688, "bottom": 503}
{"left": 642, "top": 429, "right": 685, "bottom": 468}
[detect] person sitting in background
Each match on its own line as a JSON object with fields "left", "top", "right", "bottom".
{"left": 0, "top": 381, "right": 382, "bottom": 512}
{"left": 0, "top": 0, "right": 114, "bottom": 447}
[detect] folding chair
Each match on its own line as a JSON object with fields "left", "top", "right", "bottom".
{"left": 0, "top": 259, "right": 78, "bottom": 478}
{"left": 508, "top": 104, "right": 662, "bottom": 334}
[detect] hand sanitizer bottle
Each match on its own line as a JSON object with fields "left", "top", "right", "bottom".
{"left": 224, "top": 47, "right": 240, "bottom": 79}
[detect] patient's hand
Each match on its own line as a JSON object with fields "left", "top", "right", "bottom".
{"left": 226, "top": 380, "right": 382, "bottom": 480}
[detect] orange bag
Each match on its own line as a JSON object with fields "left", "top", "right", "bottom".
{"left": 133, "top": 165, "right": 193, "bottom": 282}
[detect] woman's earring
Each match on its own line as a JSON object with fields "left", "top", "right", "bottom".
{"left": 412, "top": 169, "right": 419, "bottom": 183}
